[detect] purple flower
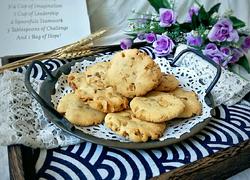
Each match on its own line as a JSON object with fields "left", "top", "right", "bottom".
{"left": 241, "top": 36, "right": 250, "bottom": 52}
{"left": 220, "top": 47, "right": 232, "bottom": 67}
{"left": 229, "top": 48, "right": 244, "bottom": 64}
{"left": 145, "top": 33, "right": 156, "bottom": 43}
{"left": 120, "top": 38, "right": 133, "bottom": 49}
{"left": 202, "top": 43, "right": 225, "bottom": 64}
{"left": 220, "top": 47, "right": 231, "bottom": 56}
{"left": 186, "top": 6, "right": 199, "bottom": 22}
{"left": 186, "top": 32, "right": 202, "bottom": 47}
{"left": 207, "top": 18, "right": 239, "bottom": 42}
{"left": 137, "top": 33, "right": 145, "bottom": 40}
{"left": 159, "top": 8, "right": 176, "bottom": 27}
{"left": 153, "top": 35, "right": 175, "bottom": 55}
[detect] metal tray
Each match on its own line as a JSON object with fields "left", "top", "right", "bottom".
{"left": 25, "top": 48, "right": 221, "bottom": 149}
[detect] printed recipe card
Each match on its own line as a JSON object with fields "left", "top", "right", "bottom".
{"left": 0, "top": 0, "right": 90, "bottom": 57}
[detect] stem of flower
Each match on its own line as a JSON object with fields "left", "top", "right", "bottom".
{"left": 128, "top": 18, "right": 159, "bottom": 22}
{"left": 171, "top": 0, "right": 176, "bottom": 11}
{"left": 194, "top": 0, "right": 202, "bottom": 7}
{"left": 131, "top": 11, "right": 159, "bottom": 17}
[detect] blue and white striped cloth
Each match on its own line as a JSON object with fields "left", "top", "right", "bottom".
{"left": 34, "top": 102, "right": 250, "bottom": 180}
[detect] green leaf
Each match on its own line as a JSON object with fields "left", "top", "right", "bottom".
{"left": 209, "top": 17, "right": 218, "bottom": 26}
{"left": 191, "top": 14, "right": 199, "bottom": 28}
{"left": 162, "top": 0, "right": 171, "bottom": 9}
{"left": 208, "top": 3, "right": 221, "bottom": 16}
{"left": 125, "top": 33, "right": 137, "bottom": 38}
{"left": 237, "top": 56, "right": 250, "bottom": 73}
{"left": 148, "top": 0, "right": 171, "bottom": 13}
{"left": 179, "top": 22, "right": 192, "bottom": 32}
{"left": 198, "top": 6, "right": 209, "bottom": 26}
{"left": 229, "top": 16, "right": 246, "bottom": 29}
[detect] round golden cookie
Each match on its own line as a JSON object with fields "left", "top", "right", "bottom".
{"left": 85, "top": 61, "right": 110, "bottom": 89}
{"left": 155, "top": 74, "right": 179, "bottom": 92}
{"left": 79, "top": 86, "right": 129, "bottom": 113}
{"left": 57, "top": 93, "right": 105, "bottom": 126}
{"left": 104, "top": 110, "right": 166, "bottom": 142}
{"left": 171, "top": 88, "right": 202, "bottom": 118}
{"left": 106, "top": 49, "right": 162, "bottom": 98}
{"left": 67, "top": 72, "right": 86, "bottom": 91}
{"left": 68, "top": 72, "right": 96, "bottom": 101}
{"left": 130, "top": 91, "right": 185, "bottom": 122}
{"left": 68, "top": 72, "right": 129, "bottom": 113}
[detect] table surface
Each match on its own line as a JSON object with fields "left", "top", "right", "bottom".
{"left": 5, "top": 46, "right": 250, "bottom": 180}
{"left": 7, "top": 139, "right": 250, "bottom": 179}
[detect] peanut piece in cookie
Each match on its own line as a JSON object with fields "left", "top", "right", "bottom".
{"left": 105, "top": 110, "right": 166, "bottom": 142}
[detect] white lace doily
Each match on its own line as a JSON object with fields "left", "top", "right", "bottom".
{"left": 51, "top": 55, "right": 211, "bottom": 142}
{"left": 175, "top": 44, "right": 250, "bottom": 106}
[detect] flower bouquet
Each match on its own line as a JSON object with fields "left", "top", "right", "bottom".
{"left": 121, "top": 0, "right": 250, "bottom": 73}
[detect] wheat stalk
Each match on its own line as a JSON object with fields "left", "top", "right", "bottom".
{"left": 0, "top": 29, "right": 107, "bottom": 73}
{"left": 56, "top": 29, "right": 106, "bottom": 53}
{"left": 0, "top": 49, "right": 107, "bottom": 72}
{"left": 53, "top": 48, "right": 107, "bottom": 60}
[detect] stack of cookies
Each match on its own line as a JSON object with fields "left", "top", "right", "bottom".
{"left": 57, "top": 49, "right": 202, "bottom": 142}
